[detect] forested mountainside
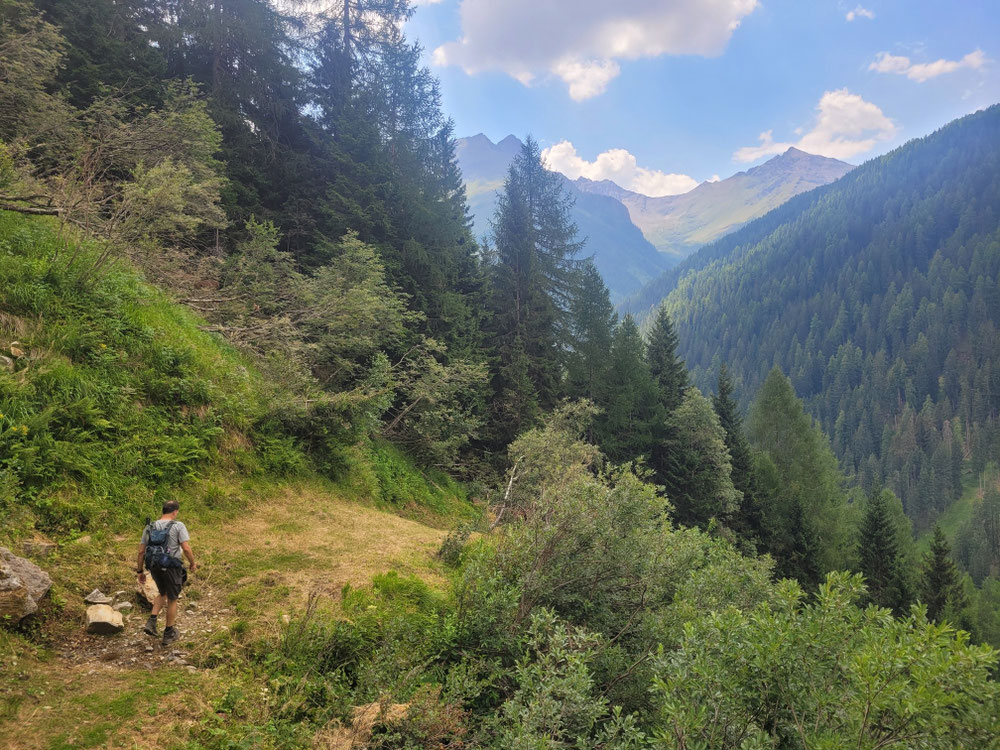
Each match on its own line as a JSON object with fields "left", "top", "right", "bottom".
{"left": 577, "top": 146, "right": 853, "bottom": 259}
{"left": 456, "top": 134, "right": 672, "bottom": 301}
{"left": 638, "top": 105, "right": 1000, "bottom": 533}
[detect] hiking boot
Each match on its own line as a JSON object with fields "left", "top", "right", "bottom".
{"left": 161, "top": 626, "right": 178, "bottom": 645}
{"left": 142, "top": 616, "right": 158, "bottom": 637}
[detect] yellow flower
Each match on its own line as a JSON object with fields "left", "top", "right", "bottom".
{"left": 99, "top": 343, "right": 107, "bottom": 349}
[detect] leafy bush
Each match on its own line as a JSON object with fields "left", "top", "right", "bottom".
{"left": 652, "top": 572, "right": 1000, "bottom": 748}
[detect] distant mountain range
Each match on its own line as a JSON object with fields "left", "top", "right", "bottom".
{"left": 455, "top": 134, "right": 854, "bottom": 299}
{"left": 626, "top": 104, "right": 1000, "bottom": 528}
{"left": 574, "top": 147, "right": 854, "bottom": 260}
{"left": 456, "top": 134, "right": 672, "bottom": 302}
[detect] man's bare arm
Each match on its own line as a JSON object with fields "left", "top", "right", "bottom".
{"left": 181, "top": 541, "right": 196, "bottom": 571}
{"left": 136, "top": 544, "right": 146, "bottom": 578}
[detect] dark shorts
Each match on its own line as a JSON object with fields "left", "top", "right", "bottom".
{"left": 149, "top": 566, "right": 186, "bottom": 601}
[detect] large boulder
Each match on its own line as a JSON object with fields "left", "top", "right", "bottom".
{"left": 86, "top": 604, "right": 124, "bottom": 634}
{"left": 0, "top": 548, "right": 52, "bottom": 623}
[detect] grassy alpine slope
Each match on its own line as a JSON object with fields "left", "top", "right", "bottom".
{"left": 0, "top": 210, "right": 473, "bottom": 748}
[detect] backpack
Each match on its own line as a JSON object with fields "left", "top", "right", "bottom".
{"left": 144, "top": 520, "right": 182, "bottom": 570}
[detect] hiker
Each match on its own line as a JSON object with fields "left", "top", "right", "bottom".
{"left": 135, "top": 500, "right": 196, "bottom": 645}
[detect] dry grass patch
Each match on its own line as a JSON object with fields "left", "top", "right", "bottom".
{"left": 0, "top": 656, "right": 216, "bottom": 750}
{"left": 195, "top": 481, "right": 449, "bottom": 614}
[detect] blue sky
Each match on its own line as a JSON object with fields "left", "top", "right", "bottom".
{"left": 407, "top": 0, "right": 1000, "bottom": 195}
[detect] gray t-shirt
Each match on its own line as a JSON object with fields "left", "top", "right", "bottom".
{"left": 141, "top": 520, "right": 190, "bottom": 562}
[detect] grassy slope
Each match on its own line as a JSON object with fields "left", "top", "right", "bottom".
{"left": 0, "top": 477, "right": 454, "bottom": 750}
{"left": 0, "top": 212, "right": 474, "bottom": 748}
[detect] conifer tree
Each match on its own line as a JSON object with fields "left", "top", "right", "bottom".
{"left": 485, "top": 136, "right": 583, "bottom": 444}
{"left": 712, "top": 364, "right": 761, "bottom": 544}
{"left": 595, "top": 315, "right": 661, "bottom": 463}
{"left": 566, "top": 261, "right": 616, "bottom": 404}
{"left": 857, "top": 483, "right": 910, "bottom": 613}
{"left": 645, "top": 303, "right": 688, "bottom": 413}
{"left": 922, "top": 526, "right": 968, "bottom": 623}
{"left": 779, "top": 497, "right": 822, "bottom": 587}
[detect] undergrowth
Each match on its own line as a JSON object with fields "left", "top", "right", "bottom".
{"left": 0, "top": 211, "right": 474, "bottom": 539}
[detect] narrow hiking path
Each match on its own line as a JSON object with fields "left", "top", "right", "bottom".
{"left": 0, "top": 481, "right": 452, "bottom": 749}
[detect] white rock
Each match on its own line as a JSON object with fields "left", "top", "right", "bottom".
{"left": 86, "top": 604, "right": 124, "bottom": 634}
{"left": 113, "top": 601, "right": 133, "bottom": 613}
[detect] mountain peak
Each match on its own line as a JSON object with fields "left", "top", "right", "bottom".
{"left": 464, "top": 133, "right": 495, "bottom": 147}
{"left": 497, "top": 134, "right": 523, "bottom": 152}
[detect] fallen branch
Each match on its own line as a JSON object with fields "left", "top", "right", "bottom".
{"left": 0, "top": 202, "right": 63, "bottom": 216}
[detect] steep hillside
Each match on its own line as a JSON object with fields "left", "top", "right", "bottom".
{"left": 0, "top": 211, "right": 472, "bottom": 535}
{"left": 640, "top": 105, "right": 1000, "bottom": 528}
{"left": 577, "top": 147, "right": 854, "bottom": 260}
{"left": 456, "top": 134, "right": 672, "bottom": 301}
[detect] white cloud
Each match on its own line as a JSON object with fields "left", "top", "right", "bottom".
{"left": 433, "top": 0, "right": 759, "bottom": 101}
{"left": 845, "top": 5, "right": 874, "bottom": 21}
{"left": 869, "top": 49, "right": 986, "bottom": 82}
{"left": 552, "top": 58, "right": 622, "bottom": 101}
{"left": 733, "top": 89, "right": 897, "bottom": 162}
{"left": 542, "top": 141, "right": 700, "bottom": 196}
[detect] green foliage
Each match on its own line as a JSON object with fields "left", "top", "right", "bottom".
{"left": 659, "top": 387, "right": 741, "bottom": 528}
{"left": 0, "top": 0, "right": 66, "bottom": 141}
{"left": 595, "top": 315, "right": 662, "bottom": 464}
{"left": 922, "top": 525, "right": 968, "bottom": 624}
{"left": 652, "top": 572, "right": 1000, "bottom": 748}
{"left": 494, "top": 610, "right": 646, "bottom": 750}
{"left": 857, "top": 484, "right": 912, "bottom": 613}
{"left": 566, "top": 260, "right": 616, "bottom": 405}
{"left": 0, "top": 211, "right": 273, "bottom": 530}
{"left": 644, "top": 304, "right": 688, "bottom": 414}
{"left": 712, "top": 364, "right": 762, "bottom": 547}
{"left": 748, "top": 367, "right": 855, "bottom": 577}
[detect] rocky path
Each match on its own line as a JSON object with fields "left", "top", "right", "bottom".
{"left": 56, "top": 580, "right": 234, "bottom": 673}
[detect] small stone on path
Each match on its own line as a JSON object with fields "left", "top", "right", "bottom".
{"left": 84, "top": 589, "right": 112, "bottom": 605}
{"left": 113, "top": 601, "right": 133, "bottom": 613}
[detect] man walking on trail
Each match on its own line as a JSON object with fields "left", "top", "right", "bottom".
{"left": 136, "top": 500, "right": 196, "bottom": 645}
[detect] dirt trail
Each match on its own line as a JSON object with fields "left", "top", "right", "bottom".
{"left": 53, "top": 486, "right": 449, "bottom": 673}
{"left": 1, "top": 484, "right": 451, "bottom": 749}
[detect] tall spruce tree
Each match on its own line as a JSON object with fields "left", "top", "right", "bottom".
{"left": 646, "top": 303, "right": 688, "bottom": 413}
{"left": 780, "top": 496, "right": 822, "bottom": 588}
{"left": 595, "top": 315, "right": 661, "bottom": 463}
{"left": 485, "top": 136, "right": 583, "bottom": 444}
{"left": 566, "top": 261, "right": 616, "bottom": 404}
{"left": 922, "top": 526, "right": 968, "bottom": 623}
{"left": 857, "top": 483, "right": 910, "bottom": 613}
{"left": 712, "top": 364, "right": 761, "bottom": 544}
